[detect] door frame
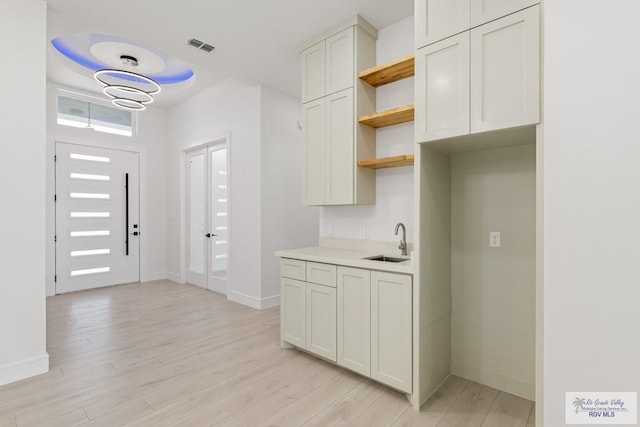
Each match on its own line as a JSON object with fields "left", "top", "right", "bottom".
{"left": 48, "top": 140, "right": 145, "bottom": 296}
{"left": 182, "top": 134, "right": 232, "bottom": 295}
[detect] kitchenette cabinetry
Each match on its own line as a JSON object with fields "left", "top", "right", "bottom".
{"left": 415, "top": 0, "right": 538, "bottom": 48}
{"left": 279, "top": 255, "right": 412, "bottom": 394}
{"left": 370, "top": 271, "right": 412, "bottom": 393}
{"left": 337, "top": 267, "right": 371, "bottom": 377}
{"left": 470, "top": 0, "right": 539, "bottom": 27}
{"left": 300, "top": 17, "right": 377, "bottom": 206}
{"left": 280, "top": 259, "right": 337, "bottom": 362}
{"left": 415, "top": 0, "right": 470, "bottom": 48}
{"left": 415, "top": 3, "right": 540, "bottom": 143}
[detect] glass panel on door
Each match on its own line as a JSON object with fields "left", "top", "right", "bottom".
{"left": 210, "top": 148, "right": 228, "bottom": 278}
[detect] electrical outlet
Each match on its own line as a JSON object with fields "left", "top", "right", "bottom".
{"left": 489, "top": 231, "right": 501, "bottom": 247}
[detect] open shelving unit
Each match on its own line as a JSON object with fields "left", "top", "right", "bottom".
{"left": 358, "top": 154, "right": 414, "bottom": 169}
{"left": 358, "top": 54, "right": 415, "bottom": 87}
{"left": 358, "top": 104, "right": 415, "bottom": 128}
{"left": 357, "top": 53, "right": 415, "bottom": 168}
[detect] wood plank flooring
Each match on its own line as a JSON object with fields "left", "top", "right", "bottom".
{"left": 0, "top": 280, "right": 534, "bottom": 426}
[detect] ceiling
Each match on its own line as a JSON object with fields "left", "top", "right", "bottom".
{"left": 46, "top": 0, "right": 414, "bottom": 109}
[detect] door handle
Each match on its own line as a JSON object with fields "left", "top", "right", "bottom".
{"left": 125, "top": 173, "right": 129, "bottom": 256}
{"left": 205, "top": 233, "right": 218, "bottom": 238}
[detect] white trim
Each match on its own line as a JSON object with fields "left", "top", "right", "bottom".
{"left": 260, "top": 294, "right": 280, "bottom": 309}
{"left": 451, "top": 361, "right": 535, "bottom": 401}
{"left": 0, "top": 354, "right": 49, "bottom": 387}
{"left": 141, "top": 272, "right": 167, "bottom": 282}
{"left": 166, "top": 272, "right": 183, "bottom": 283}
{"left": 227, "top": 291, "right": 280, "bottom": 310}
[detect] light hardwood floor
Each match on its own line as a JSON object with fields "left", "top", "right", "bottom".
{"left": 0, "top": 281, "right": 534, "bottom": 426}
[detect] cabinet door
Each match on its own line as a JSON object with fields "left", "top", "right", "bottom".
{"left": 325, "top": 27, "right": 354, "bottom": 96}
{"left": 306, "top": 283, "right": 337, "bottom": 361}
{"left": 415, "top": 0, "right": 470, "bottom": 49}
{"left": 281, "top": 278, "right": 306, "bottom": 348}
{"left": 371, "top": 272, "right": 412, "bottom": 393}
{"left": 325, "top": 88, "right": 354, "bottom": 205}
{"left": 301, "top": 41, "right": 325, "bottom": 103}
{"left": 470, "top": 5, "right": 539, "bottom": 133}
{"left": 470, "top": 0, "right": 538, "bottom": 27}
{"left": 415, "top": 32, "right": 470, "bottom": 143}
{"left": 337, "top": 267, "right": 371, "bottom": 377}
{"left": 302, "top": 98, "right": 326, "bottom": 205}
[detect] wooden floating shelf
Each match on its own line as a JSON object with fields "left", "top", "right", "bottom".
{"left": 358, "top": 104, "right": 415, "bottom": 128}
{"left": 358, "top": 154, "right": 415, "bottom": 169}
{"left": 358, "top": 54, "right": 415, "bottom": 87}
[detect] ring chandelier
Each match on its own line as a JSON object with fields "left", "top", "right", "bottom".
{"left": 93, "top": 56, "right": 161, "bottom": 111}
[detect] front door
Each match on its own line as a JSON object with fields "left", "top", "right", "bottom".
{"left": 55, "top": 142, "right": 140, "bottom": 293}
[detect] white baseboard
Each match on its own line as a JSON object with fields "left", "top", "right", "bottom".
{"left": 228, "top": 291, "right": 280, "bottom": 310}
{"left": 166, "top": 272, "right": 183, "bottom": 283}
{"left": 141, "top": 272, "right": 167, "bottom": 282}
{"left": 260, "top": 294, "right": 280, "bottom": 309}
{"left": 451, "top": 361, "right": 534, "bottom": 401}
{"left": 0, "top": 353, "right": 49, "bottom": 387}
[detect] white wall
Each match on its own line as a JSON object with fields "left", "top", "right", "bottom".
{"left": 46, "top": 83, "right": 169, "bottom": 296}
{"left": 260, "top": 87, "right": 320, "bottom": 302}
{"left": 320, "top": 16, "right": 415, "bottom": 244}
{"left": 167, "top": 79, "right": 261, "bottom": 302}
{"left": 167, "top": 80, "right": 317, "bottom": 308}
{"left": 0, "top": 0, "right": 49, "bottom": 385}
{"left": 543, "top": 1, "right": 640, "bottom": 423}
{"left": 451, "top": 145, "right": 536, "bottom": 400}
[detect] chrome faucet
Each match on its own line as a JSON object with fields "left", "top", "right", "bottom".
{"left": 394, "top": 222, "right": 408, "bottom": 256}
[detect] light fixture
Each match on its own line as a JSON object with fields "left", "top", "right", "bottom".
{"left": 93, "top": 55, "right": 161, "bottom": 111}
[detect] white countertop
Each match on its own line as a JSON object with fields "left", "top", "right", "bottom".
{"left": 275, "top": 246, "right": 413, "bottom": 275}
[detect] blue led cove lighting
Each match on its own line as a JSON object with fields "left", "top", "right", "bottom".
{"left": 51, "top": 36, "right": 195, "bottom": 84}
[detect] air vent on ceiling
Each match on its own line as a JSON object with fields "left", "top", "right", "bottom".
{"left": 187, "top": 38, "right": 215, "bottom": 53}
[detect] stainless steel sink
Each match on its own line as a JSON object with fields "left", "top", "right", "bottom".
{"left": 363, "top": 255, "right": 408, "bottom": 263}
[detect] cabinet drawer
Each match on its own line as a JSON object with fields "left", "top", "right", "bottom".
{"left": 306, "top": 262, "right": 337, "bottom": 287}
{"left": 280, "top": 258, "right": 306, "bottom": 281}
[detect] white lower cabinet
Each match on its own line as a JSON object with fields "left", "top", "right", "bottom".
{"left": 306, "top": 283, "right": 337, "bottom": 361}
{"left": 371, "top": 271, "right": 413, "bottom": 393}
{"left": 337, "top": 267, "right": 371, "bottom": 376}
{"left": 281, "top": 278, "right": 306, "bottom": 348}
{"left": 280, "top": 259, "right": 412, "bottom": 394}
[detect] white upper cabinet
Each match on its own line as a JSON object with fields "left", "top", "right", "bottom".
{"left": 470, "top": 5, "right": 540, "bottom": 133}
{"left": 415, "top": 5, "right": 539, "bottom": 143}
{"left": 325, "top": 88, "right": 355, "bottom": 205}
{"left": 326, "top": 28, "right": 355, "bottom": 96}
{"left": 415, "top": 0, "right": 470, "bottom": 49}
{"left": 301, "top": 27, "right": 354, "bottom": 103}
{"left": 415, "top": 32, "right": 470, "bottom": 142}
{"left": 301, "top": 42, "right": 326, "bottom": 103}
{"left": 302, "top": 98, "right": 325, "bottom": 205}
{"left": 470, "top": 0, "right": 539, "bottom": 27}
{"left": 300, "top": 17, "right": 377, "bottom": 206}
